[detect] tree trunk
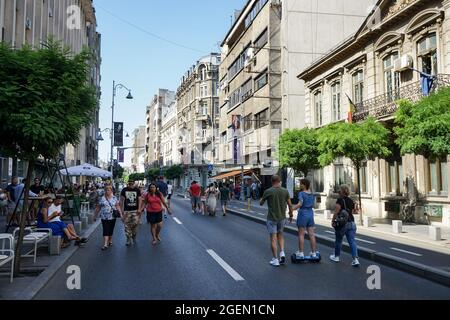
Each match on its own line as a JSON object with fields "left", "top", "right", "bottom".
{"left": 13, "top": 160, "right": 34, "bottom": 277}
{"left": 356, "top": 164, "right": 363, "bottom": 226}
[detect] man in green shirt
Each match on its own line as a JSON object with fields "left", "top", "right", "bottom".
{"left": 260, "top": 175, "right": 293, "bottom": 267}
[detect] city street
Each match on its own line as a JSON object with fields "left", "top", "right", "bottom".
{"left": 35, "top": 197, "right": 450, "bottom": 300}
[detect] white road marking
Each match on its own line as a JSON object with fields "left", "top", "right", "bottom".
{"left": 325, "top": 231, "right": 335, "bottom": 235}
{"left": 355, "top": 238, "right": 376, "bottom": 245}
{"left": 207, "top": 249, "right": 245, "bottom": 282}
{"left": 390, "top": 247, "right": 423, "bottom": 257}
{"left": 173, "top": 217, "right": 183, "bottom": 225}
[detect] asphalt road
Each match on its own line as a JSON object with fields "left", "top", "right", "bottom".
{"left": 35, "top": 197, "right": 450, "bottom": 300}
{"left": 228, "top": 200, "right": 450, "bottom": 273}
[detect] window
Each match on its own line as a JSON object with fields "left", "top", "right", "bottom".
{"left": 383, "top": 53, "right": 400, "bottom": 102}
{"left": 243, "top": 113, "right": 253, "bottom": 132}
{"left": 254, "top": 28, "right": 268, "bottom": 51}
{"left": 228, "top": 46, "right": 249, "bottom": 80}
{"left": 331, "top": 82, "right": 341, "bottom": 121}
{"left": 359, "top": 162, "right": 368, "bottom": 194}
{"left": 200, "top": 103, "right": 208, "bottom": 116}
{"left": 334, "top": 163, "right": 346, "bottom": 192}
{"left": 428, "top": 157, "right": 448, "bottom": 194}
{"left": 221, "top": 131, "right": 227, "bottom": 144}
{"left": 199, "top": 66, "right": 207, "bottom": 81}
{"left": 255, "top": 71, "right": 268, "bottom": 91}
{"left": 200, "top": 85, "right": 208, "bottom": 97}
{"left": 244, "top": 0, "right": 269, "bottom": 28}
{"left": 387, "top": 160, "right": 403, "bottom": 195}
{"left": 353, "top": 70, "right": 364, "bottom": 104}
{"left": 314, "top": 91, "right": 323, "bottom": 127}
{"left": 255, "top": 109, "right": 268, "bottom": 129}
{"left": 213, "top": 101, "right": 220, "bottom": 116}
{"left": 313, "top": 169, "right": 324, "bottom": 193}
{"left": 418, "top": 33, "right": 438, "bottom": 76}
{"left": 241, "top": 79, "right": 253, "bottom": 101}
{"left": 229, "top": 87, "right": 241, "bottom": 110}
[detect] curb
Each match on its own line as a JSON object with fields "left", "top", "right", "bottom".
{"left": 225, "top": 207, "right": 450, "bottom": 288}
{"left": 17, "top": 220, "right": 101, "bottom": 300}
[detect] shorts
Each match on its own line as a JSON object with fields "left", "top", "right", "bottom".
{"left": 221, "top": 200, "right": 228, "bottom": 206}
{"left": 297, "top": 213, "right": 315, "bottom": 229}
{"left": 147, "top": 211, "right": 163, "bottom": 225}
{"left": 266, "top": 219, "right": 286, "bottom": 234}
{"left": 167, "top": 194, "right": 172, "bottom": 200}
{"left": 191, "top": 196, "right": 200, "bottom": 207}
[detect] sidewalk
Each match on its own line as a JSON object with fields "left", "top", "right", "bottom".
{"left": 0, "top": 212, "right": 99, "bottom": 299}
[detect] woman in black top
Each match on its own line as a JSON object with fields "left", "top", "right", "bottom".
{"left": 330, "top": 185, "right": 360, "bottom": 267}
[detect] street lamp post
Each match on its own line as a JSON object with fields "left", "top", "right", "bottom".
{"left": 110, "top": 80, "right": 133, "bottom": 179}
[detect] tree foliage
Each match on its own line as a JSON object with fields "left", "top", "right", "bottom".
{"left": 129, "top": 172, "right": 146, "bottom": 181}
{"left": 165, "top": 165, "right": 184, "bottom": 180}
{"left": 108, "top": 162, "right": 124, "bottom": 179}
{"left": 394, "top": 87, "right": 450, "bottom": 158}
{"left": 146, "top": 167, "right": 162, "bottom": 182}
{"left": 279, "top": 128, "right": 321, "bottom": 176}
{"left": 0, "top": 40, "right": 97, "bottom": 160}
{"left": 318, "top": 118, "right": 391, "bottom": 168}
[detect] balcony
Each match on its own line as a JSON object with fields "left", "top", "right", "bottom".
{"left": 353, "top": 74, "right": 450, "bottom": 123}
{"left": 195, "top": 129, "right": 212, "bottom": 144}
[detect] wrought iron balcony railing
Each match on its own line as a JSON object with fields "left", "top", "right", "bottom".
{"left": 353, "top": 74, "right": 450, "bottom": 122}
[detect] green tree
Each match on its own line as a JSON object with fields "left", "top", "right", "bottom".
{"left": 318, "top": 118, "right": 391, "bottom": 223}
{"left": 108, "top": 161, "right": 124, "bottom": 179}
{"left": 0, "top": 41, "right": 97, "bottom": 276}
{"left": 394, "top": 88, "right": 450, "bottom": 158}
{"left": 146, "top": 167, "right": 161, "bottom": 182}
{"left": 165, "top": 165, "right": 184, "bottom": 181}
{"left": 279, "top": 128, "right": 321, "bottom": 177}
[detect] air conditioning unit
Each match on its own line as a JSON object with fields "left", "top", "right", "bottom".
{"left": 220, "top": 80, "right": 229, "bottom": 91}
{"left": 244, "top": 47, "right": 255, "bottom": 69}
{"left": 394, "top": 55, "right": 413, "bottom": 72}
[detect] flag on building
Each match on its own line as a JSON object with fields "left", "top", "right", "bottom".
{"left": 345, "top": 93, "right": 357, "bottom": 124}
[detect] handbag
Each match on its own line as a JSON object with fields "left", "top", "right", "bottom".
{"left": 332, "top": 197, "right": 350, "bottom": 229}
{"left": 105, "top": 197, "right": 121, "bottom": 219}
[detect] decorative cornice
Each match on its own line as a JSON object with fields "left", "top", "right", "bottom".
{"left": 387, "top": 0, "right": 415, "bottom": 18}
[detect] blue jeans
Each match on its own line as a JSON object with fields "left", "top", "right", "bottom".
{"left": 335, "top": 222, "right": 358, "bottom": 258}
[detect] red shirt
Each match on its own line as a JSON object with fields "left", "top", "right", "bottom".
{"left": 144, "top": 193, "right": 164, "bottom": 213}
{"left": 189, "top": 184, "right": 201, "bottom": 197}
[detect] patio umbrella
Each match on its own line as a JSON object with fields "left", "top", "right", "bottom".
{"left": 60, "top": 163, "right": 112, "bottom": 178}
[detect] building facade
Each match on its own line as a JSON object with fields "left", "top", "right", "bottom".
{"left": 161, "top": 101, "right": 179, "bottom": 167}
{"left": 145, "top": 89, "right": 175, "bottom": 168}
{"left": 298, "top": 0, "right": 450, "bottom": 226}
{"left": 0, "top": 0, "right": 101, "bottom": 185}
{"left": 176, "top": 54, "right": 220, "bottom": 189}
{"left": 131, "top": 126, "right": 146, "bottom": 173}
{"left": 218, "top": 0, "right": 373, "bottom": 190}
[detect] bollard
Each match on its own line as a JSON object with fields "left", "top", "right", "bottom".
{"left": 363, "top": 216, "right": 373, "bottom": 228}
{"left": 81, "top": 216, "right": 89, "bottom": 230}
{"left": 324, "top": 210, "right": 332, "bottom": 220}
{"left": 74, "top": 221, "right": 82, "bottom": 235}
{"left": 49, "top": 236, "right": 61, "bottom": 255}
{"left": 429, "top": 226, "right": 441, "bottom": 241}
{"left": 88, "top": 213, "right": 94, "bottom": 224}
{"left": 392, "top": 220, "right": 402, "bottom": 234}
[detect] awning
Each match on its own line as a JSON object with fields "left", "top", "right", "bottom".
{"left": 212, "top": 170, "right": 253, "bottom": 180}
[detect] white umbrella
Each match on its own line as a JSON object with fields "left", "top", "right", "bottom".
{"left": 60, "top": 163, "right": 112, "bottom": 178}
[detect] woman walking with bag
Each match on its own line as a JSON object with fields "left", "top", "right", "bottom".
{"left": 94, "top": 185, "right": 123, "bottom": 251}
{"left": 206, "top": 183, "right": 219, "bottom": 216}
{"left": 141, "top": 183, "right": 171, "bottom": 245}
{"left": 330, "top": 185, "right": 360, "bottom": 267}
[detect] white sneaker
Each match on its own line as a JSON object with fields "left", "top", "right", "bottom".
{"left": 279, "top": 252, "right": 286, "bottom": 265}
{"left": 351, "top": 258, "right": 360, "bottom": 267}
{"left": 329, "top": 255, "right": 340, "bottom": 262}
{"left": 310, "top": 252, "right": 317, "bottom": 258}
{"left": 295, "top": 251, "right": 305, "bottom": 259}
{"left": 270, "top": 258, "right": 280, "bottom": 267}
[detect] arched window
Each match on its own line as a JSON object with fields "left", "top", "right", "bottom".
{"left": 331, "top": 82, "right": 341, "bottom": 121}
{"left": 418, "top": 33, "right": 438, "bottom": 75}
{"left": 352, "top": 70, "right": 364, "bottom": 104}
{"left": 314, "top": 91, "right": 323, "bottom": 127}
{"left": 383, "top": 53, "right": 400, "bottom": 102}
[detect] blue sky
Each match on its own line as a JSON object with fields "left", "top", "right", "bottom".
{"left": 94, "top": 0, "right": 246, "bottom": 166}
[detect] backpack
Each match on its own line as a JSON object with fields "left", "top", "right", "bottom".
{"left": 333, "top": 197, "right": 350, "bottom": 229}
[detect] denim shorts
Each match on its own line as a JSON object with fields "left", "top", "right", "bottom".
{"left": 297, "top": 213, "right": 315, "bottom": 229}
{"left": 266, "top": 219, "right": 286, "bottom": 234}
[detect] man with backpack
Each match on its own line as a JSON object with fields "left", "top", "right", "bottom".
{"left": 330, "top": 185, "right": 360, "bottom": 267}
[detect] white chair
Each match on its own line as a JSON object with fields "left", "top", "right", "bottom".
{"left": 13, "top": 227, "right": 52, "bottom": 263}
{"left": 0, "top": 234, "right": 15, "bottom": 283}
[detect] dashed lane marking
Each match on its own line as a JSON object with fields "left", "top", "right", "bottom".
{"left": 173, "top": 217, "right": 183, "bottom": 225}
{"left": 390, "top": 247, "right": 423, "bottom": 257}
{"left": 207, "top": 249, "right": 245, "bottom": 282}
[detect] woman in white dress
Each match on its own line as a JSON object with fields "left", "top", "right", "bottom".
{"left": 206, "top": 183, "right": 219, "bottom": 216}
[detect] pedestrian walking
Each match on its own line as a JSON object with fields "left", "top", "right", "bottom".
{"left": 219, "top": 182, "right": 231, "bottom": 216}
{"left": 292, "top": 179, "right": 318, "bottom": 259}
{"left": 94, "top": 185, "right": 123, "bottom": 251}
{"left": 330, "top": 185, "right": 360, "bottom": 267}
{"left": 141, "top": 183, "right": 171, "bottom": 245}
{"left": 260, "top": 175, "right": 293, "bottom": 267}
{"left": 167, "top": 181, "right": 173, "bottom": 208}
{"left": 205, "top": 183, "right": 219, "bottom": 216}
{"left": 120, "top": 179, "right": 141, "bottom": 246}
{"left": 156, "top": 176, "right": 169, "bottom": 219}
{"left": 188, "top": 181, "right": 201, "bottom": 214}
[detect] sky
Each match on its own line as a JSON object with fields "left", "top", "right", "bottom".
{"left": 94, "top": 0, "right": 246, "bottom": 167}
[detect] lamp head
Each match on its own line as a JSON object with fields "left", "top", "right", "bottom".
{"left": 96, "top": 131, "right": 104, "bottom": 141}
{"left": 126, "top": 91, "right": 133, "bottom": 100}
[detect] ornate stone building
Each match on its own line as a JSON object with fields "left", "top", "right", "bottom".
{"left": 298, "top": 0, "right": 450, "bottom": 225}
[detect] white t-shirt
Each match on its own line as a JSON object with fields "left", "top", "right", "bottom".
{"left": 48, "top": 204, "right": 62, "bottom": 223}
{"left": 167, "top": 185, "right": 173, "bottom": 195}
